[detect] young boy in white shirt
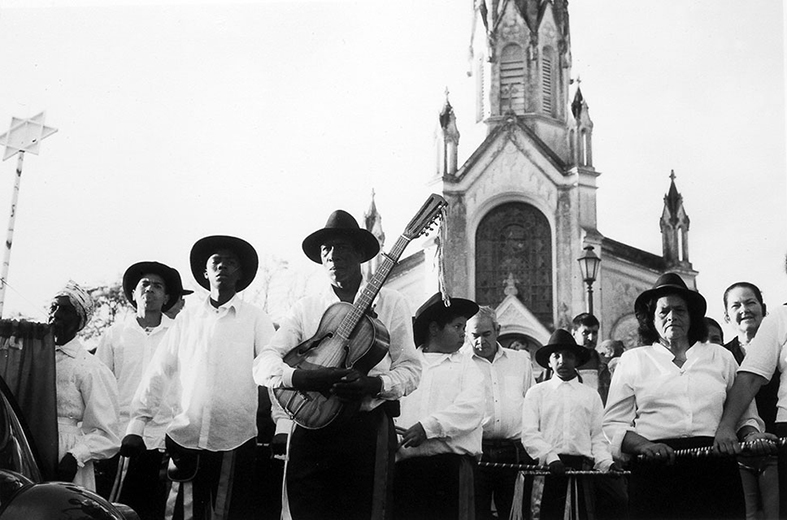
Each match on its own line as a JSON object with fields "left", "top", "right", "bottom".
{"left": 522, "top": 329, "right": 621, "bottom": 519}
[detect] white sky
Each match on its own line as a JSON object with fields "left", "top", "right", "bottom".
{"left": 0, "top": 0, "right": 785, "bottom": 339}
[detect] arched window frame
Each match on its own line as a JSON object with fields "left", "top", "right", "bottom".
{"left": 499, "top": 44, "right": 525, "bottom": 115}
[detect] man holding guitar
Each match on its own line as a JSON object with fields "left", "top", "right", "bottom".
{"left": 254, "top": 208, "right": 423, "bottom": 520}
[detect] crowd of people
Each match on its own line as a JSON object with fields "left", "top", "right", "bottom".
{"left": 40, "top": 207, "right": 787, "bottom": 520}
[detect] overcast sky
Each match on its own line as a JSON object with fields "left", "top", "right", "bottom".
{"left": 0, "top": 0, "right": 784, "bottom": 338}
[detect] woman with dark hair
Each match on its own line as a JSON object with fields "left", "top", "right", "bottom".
{"left": 721, "top": 282, "right": 780, "bottom": 520}
{"left": 603, "top": 273, "right": 767, "bottom": 519}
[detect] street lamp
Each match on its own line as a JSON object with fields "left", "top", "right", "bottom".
{"left": 578, "top": 245, "right": 601, "bottom": 315}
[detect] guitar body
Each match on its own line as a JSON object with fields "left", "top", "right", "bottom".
{"left": 274, "top": 302, "right": 390, "bottom": 429}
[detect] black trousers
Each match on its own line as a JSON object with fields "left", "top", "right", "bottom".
{"left": 166, "top": 436, "right": 258, "bottom": 520}
{"left": 475, "top": 439, "right": 532, "bottom": 520}
{"left": 94, "top": 450, "right": 168, "bottom": 520}
{"left": 775, "top": 422, "right": 787, "bottom": 520}
{"left": 394, "top": 453, "right": 476, "bottom": 520}
{"left": 286, "top": 407, "right": 395, "bottom": 520}
{"left": 629, "top": 437, "right": 744, "bottom": 520}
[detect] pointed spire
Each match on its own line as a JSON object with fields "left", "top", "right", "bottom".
{"left": 571, "top": 80, "right": 584, "bottom": 119}
{"left": 364, "top": 189, "right": 385, "bottom": 248}
{"left": 664, "top": 169, "right": 682, "bottom": 220}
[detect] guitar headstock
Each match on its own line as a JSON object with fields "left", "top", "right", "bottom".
{"left": 403, "top": 194, "right": 448, "bottom": 240}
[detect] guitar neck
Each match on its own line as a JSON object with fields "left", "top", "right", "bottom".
{"left": 335, "top": 235, "right": 410, "bottom": 340}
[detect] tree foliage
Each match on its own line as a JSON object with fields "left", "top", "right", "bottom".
{"left": 79, "top": 281, "right": 131, "bottom": 352}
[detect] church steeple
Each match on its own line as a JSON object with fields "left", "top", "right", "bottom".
{"left": 470, "top": 0, "right": 574, "bottom": 163}
{"left": 363, "top": 189, "right": 385, "bottom": 279}
{"left": 436, "top": 89, "right": 460, "bottom": 177}
{"left": 660, "top": 170, "right": 691, "bottom": 269}
{"left": 569, "top": 83, "right": 593, "bottom": 168}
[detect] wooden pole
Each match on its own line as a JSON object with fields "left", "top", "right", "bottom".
{"left": 0, "top": 151, "right": 25, "bottom": 317}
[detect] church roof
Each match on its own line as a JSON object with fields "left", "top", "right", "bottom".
{"left": 449, "top": 116, "right": 566, "bottom": 183}
{"left": 601, "top": 236, "right": 665, "bottom": 271}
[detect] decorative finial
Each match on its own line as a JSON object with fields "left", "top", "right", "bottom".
{"left": 0, "top": 112, "right": 57, "bottom": 161}
{"left": 669, "top": 169, "right": 676, "bottom": 181}
{"left": 503, "top": 272, "right": 519, "bottom": 297}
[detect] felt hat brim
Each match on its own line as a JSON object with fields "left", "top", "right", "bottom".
{"left": 535, "top": 329, "right": 592, "bottom": 368}
{"left": 412, "top": 293, "right": 479, "bottom": 346}
{"left": 123, "top": 261, "right": 182, "bottom": 312}
{"left": 301, "top": 210, "right": 380, "bottom": 264}
{"left": 634, "top": 272, "right": 706, "bottom": 318}
{"left": 190, "top": 235, "right": 258, "bottom": 292}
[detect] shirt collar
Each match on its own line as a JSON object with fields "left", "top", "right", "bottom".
{"left": 420, "top": 349, "right": 464, "bottom": 366}
{"left": 201, "top": 293, "right": 242, "bottom": 313}
{"left": 546, "top": 374, "right": 582, "bottom": 389}
{"left": 56, "top": 337, "right": 82, "bottom": 358}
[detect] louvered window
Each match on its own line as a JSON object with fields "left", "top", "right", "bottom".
{"left": 500, "top": 44, "right": 524, "bottom": 114}
{"left": 542, "top": 47, "right": 554, "bottom": 115}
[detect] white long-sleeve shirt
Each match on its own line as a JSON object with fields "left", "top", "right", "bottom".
{"left": 128, "top": 294, "right": 275, "bottom": 451}
{"left": 738, "top": 305, "right": 787, "bottom": 423}
{"left": 253, "top": 285, "right": 420, "bottom": 411}
{"left": 522, "top": 376, "right": 613, "bottom": 470}
{"left": 56, "top": 337, "right": 120, "bottom": 465}
{"left": 603, "top": 342, "right": 763, "bottom": 458}
{"left": 396, "top": 350, "right": 484, "bottom": 460}
{"left": 95, "top": 313, "right": 175, "bottom": 450}
{"left": 465, "top": 345, "right": 535, "bottom": 441}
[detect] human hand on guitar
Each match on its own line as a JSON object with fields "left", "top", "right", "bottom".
{"left": 292, "top": 367, "right": 353, "bottom": 393}
{"left": 330, "top": 369, "right": 383, "bottom": 402}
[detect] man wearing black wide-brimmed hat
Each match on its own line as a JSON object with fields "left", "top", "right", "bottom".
{"left": 122, "top": 236, "right": 276, "bottom": 520}
{"left": 254, "top": 209, "right": 421, "bottom": 520}
{"left": 95, "top": 260, "right": 185, "bottom": 519}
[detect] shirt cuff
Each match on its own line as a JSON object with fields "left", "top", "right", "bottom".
{"left": 281, "top": 364, "right": 296, "bottom": 387}
{"left": 545, "top": 452, "right": 560, "bottom": 465}
{"left": 275, "top": 418, "right": 294, "bottom": 436}
{"left": 595, "top": 459, "right": 613, "bottom": 472}
{"left": 126, "top": 417, "right": 148, "bottom": 437}
{"left": 421, "top": 417, "right": 441, "bottom": 439}
{"left": 69, "top": 444, "right": 91, "bottom": 467}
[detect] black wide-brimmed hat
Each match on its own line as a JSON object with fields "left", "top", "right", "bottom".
{"left": 535, "top": 329, "right": 592, "bottom": 369}
{"left": 412, "top": 292, "right": 479, "bottom": 346}
{"left": 634, "top": 272, "right": 706, "bottom": 318}
{"left": 190, "top": 235, "right": 258, "bottom": 291}
{"left": 123, "top": 261, "right": 182, "bottom": 312}
{"left": 301, "top": 210, "right": 380, "bottom": 264}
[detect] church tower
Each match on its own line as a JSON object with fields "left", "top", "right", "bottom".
{"left": 387, "top": 1, "right": 699, "bottom": 351}
{"left": 470, "top": 0, "right": 573, "bottom": 162}
{"left": 363, "top": 190, "right": 385, "bottom": 280}
{"left": 660, "top": 171, "right": 692, "bottom": 271}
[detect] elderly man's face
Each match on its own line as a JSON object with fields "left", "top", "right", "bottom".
{"left": 48, "top": 295, "right": 81, "bottom": 346}
{"left": 205, "top": 248, "right": 242, "bottom": 292}
{"left": 134, "top": 273, "right": 169, "bottom": 313}
{"left": 467, "top": 315, "right": 499, "bottom": 361}
{"left": 320, "top": 238, "right": 362, "bottom": 288}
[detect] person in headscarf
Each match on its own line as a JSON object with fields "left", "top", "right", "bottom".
{"left": 48, "top": 280, "right": 120, "bottom": 491}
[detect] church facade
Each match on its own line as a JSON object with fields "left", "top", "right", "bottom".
{"left": 370, "top": 0, "right": 698, "bottom": 355}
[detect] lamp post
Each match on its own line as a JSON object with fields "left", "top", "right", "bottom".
{"left": 578, "top": 245, "right": 601, "bottom": 315}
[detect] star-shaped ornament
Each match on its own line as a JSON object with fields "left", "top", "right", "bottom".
{"left": 0, "top": 112, "right": 57, "bottom": 161}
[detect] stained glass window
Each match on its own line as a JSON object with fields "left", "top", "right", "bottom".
{"left": 475, "top": 202, "right": 553, "bottom": 326}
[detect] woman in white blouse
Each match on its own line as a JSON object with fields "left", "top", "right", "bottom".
{"left": 603, "top": 273, "right": 767, "bottom": 519}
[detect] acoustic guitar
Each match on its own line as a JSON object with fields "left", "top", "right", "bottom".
{"left": 274, "top": 194, "right": 447, "bottom": 429}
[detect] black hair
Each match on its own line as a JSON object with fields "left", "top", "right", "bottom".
{"left": 636, "top": 291, "right": 708, "bottom": 345}
{"left": 571, "top": 312, "right": 599, "bottom": 331}
{"left": 723, "top": 281, "right": 766, "bottom": 316}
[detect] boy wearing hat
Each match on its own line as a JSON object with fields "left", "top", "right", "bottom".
{"left": 522, "top": 329, "right": 619, "bottom": 519}
{"left": 95, "top": 261, "right": 183, "bottom": 519}
{"left": 49, "top": 281, "right": 120, "bottom": 491}
{"left": 254, "top": 209, "right": 420, "bottom": 520}
{"left": 122, "top": 236, "right": 275, "bottom": 520}
{"left": 394, "top": 293, "right": 485, "bottom": 520}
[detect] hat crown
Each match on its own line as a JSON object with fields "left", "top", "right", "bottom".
{"left": 322, "top": 210, "right": 362, "bottom": 231}
{"left": 546, "top": 329, "right": 577, "bottom": 347}
{"left": 651, "top": 272, "right": 688, "bottom": 291}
